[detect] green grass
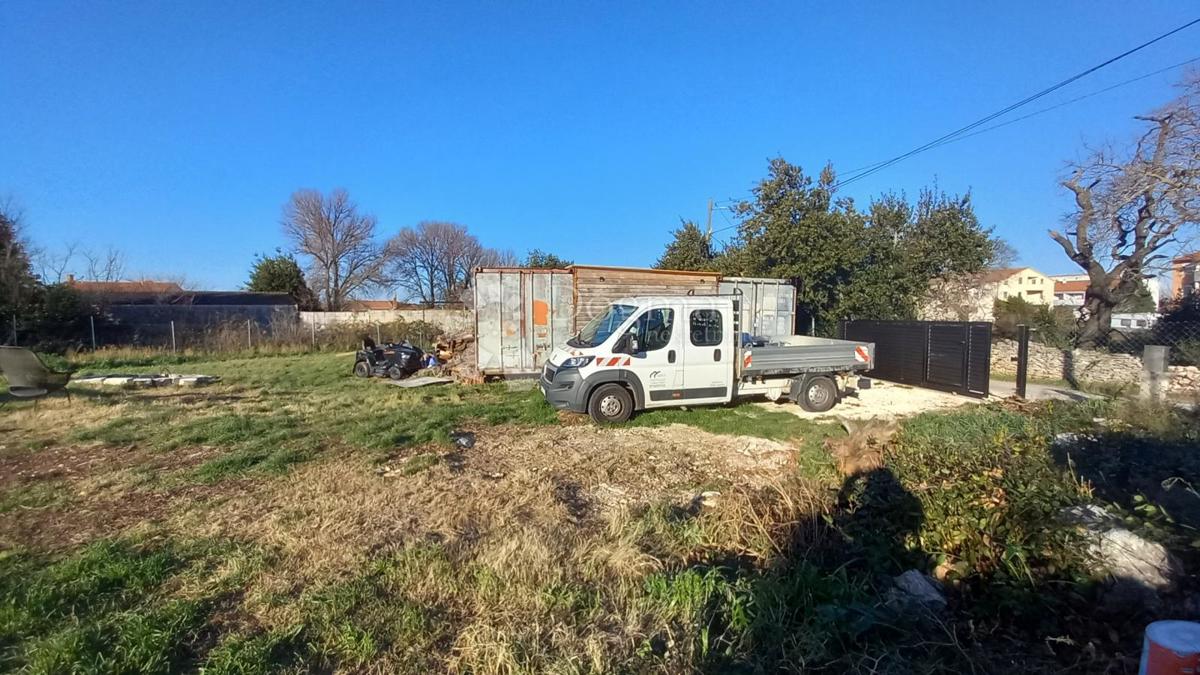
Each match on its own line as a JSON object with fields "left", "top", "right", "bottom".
{"left": 5, "top": 351, "right": 1198, "bottom": 672}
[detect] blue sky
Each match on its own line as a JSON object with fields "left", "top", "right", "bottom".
{"left": 2, "top": 1, "right": 1197, "bottom": 290}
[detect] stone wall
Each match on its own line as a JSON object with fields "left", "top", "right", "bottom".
{"left": 299, "top": 309, "right": 473, "bottom": 335}
{"left": 991, "top": 339, "right": 1141, "bottom": 385}
{"left": 1167, "top": 366, "right": 1200, "bottom": 395}
{"left": 991, "top": 339, "right": 1198, "bottom": 394}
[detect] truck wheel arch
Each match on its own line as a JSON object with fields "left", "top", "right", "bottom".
{"left": 581, "top": 370, "right": 645, "bottom": 411}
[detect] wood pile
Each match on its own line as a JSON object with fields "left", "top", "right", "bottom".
{"left": 431, "top": 332, "right": 483, "bottom": 384}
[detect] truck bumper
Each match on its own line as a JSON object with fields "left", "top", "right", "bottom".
{"left": 540, "top": 366, "right": 587, "bottom": 413}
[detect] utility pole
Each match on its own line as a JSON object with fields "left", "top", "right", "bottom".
{"left": 706, "top": 198, "right": 714, "bottom": 241}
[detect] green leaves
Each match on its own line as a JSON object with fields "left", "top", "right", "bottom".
{"left": 703, "top": 159, "right": 993, "bottom": 333}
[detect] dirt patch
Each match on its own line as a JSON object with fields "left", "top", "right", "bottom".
{"left": 0, "top": 443, "right": 253, "bottom": 552}
{"left": 759, "top": 378, "right": 980, "bottom": 420}
{"left": 176, "top": 424, "right": 802, "bottom": 584}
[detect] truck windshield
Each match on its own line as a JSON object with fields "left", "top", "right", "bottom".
{"left": 570, "top": 304, "right": 636, "bottom": 348}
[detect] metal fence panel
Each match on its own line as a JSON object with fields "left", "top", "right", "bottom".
{"left": 840, "top": 320, "right": 991, "bottom": 398}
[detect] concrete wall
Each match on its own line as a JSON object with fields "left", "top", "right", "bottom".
{"left": 990, "top": 338, "right": 1197, "bottom": 394}
{"left": 300, "top": 309, "right": 473, "bottom": 335}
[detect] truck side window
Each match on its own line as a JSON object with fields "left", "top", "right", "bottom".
{"left": 690, "top": 309, "right": 722, "bottom": 346}
{"left": 629, "top": 309, "right": 674, "bottom": 351}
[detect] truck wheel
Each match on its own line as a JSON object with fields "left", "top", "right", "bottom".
{"left": 798, "top": 376, "right": 837, "bottom": 412}
{"left": 353, "top": 361, "right": 370, "bottom": 378}
{"left": 588, "top": 384, "right": 633, "bottom": 424}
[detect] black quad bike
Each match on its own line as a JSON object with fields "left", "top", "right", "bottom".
{"left": 353, "top": 337, "right": 424, "bottom": 380}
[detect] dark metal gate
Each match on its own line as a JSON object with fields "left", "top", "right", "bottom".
{"left": 839, "top": 320, "right": 992, "bottom": 398}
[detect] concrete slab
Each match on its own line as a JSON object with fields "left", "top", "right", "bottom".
{"left": 383, "top": 376, "right": 454, "bottom": 388}
{"left": 988, "top": 380, "right": 1102, "bottom": 402}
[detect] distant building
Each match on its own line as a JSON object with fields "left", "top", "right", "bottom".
{"left": 1171, "top": 252, "right": 1200, "bottom": 298}
{"left": 919, "top": 267, "right": 1052, "bottom": 322}
{"left": 1051, "top": 273, "right": 1161, "bottom": 308}
{"left": 984, "top": 267, "right": 1054, "bottom": 305}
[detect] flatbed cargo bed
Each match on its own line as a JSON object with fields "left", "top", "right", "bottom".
{"left": 742, "top": 335, "right": 873, "bottom": 378}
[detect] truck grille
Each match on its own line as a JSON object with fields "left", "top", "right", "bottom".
{"left": 543, "top": 364, "right": 558, "bottom": 382}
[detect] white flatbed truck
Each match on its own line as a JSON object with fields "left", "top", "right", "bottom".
{"left": 539, "top": 295, "right": 875, "bottom": 423}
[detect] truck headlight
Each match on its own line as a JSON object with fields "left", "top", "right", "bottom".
{"left": 560, "top": 356, "right": 594, "bottom": 368}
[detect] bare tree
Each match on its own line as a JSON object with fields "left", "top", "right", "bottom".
{"left": 385, "top": 221, "right": 514, "bottom": 305}
{"left": 1049, "top": 74, "right": 1200, "bottom": 347}
{"left": 33, "top": 241, "right": 79, "bottom": 284}
{"left": 282, "top": 188, "right": 387, "bottom": 310}
{"left": 82, "top": 246, "right": 125, "bottom": 282}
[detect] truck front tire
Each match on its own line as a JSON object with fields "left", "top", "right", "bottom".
{"left": 798, "top": 376, "right": 837, "bottom": 413}
{"left": 588, "top": 383, "right": 633, "bottom": 424}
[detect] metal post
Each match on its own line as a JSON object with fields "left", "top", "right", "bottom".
{"left": 90, "top": 315, "right": 97, "bottom": 350}
{"left": 376, "top": 323, "right": 381, "bottom": 344}
{"left": 1141, "top": 345, "right": 1170, "bottom": 403}
{"left": 311, "top": 319, "right": 316, "bottom": 349}
{"left": 247, "top": 319, "right": 252, "bottom": 350}
{"left": 1014, "top": 324, "right": 1029, "bottom": 399}
{"left": 170, "top": 320, "right": 177, "bottom": 353}
{"left": 10, "top": 314, "right": 16, "bottom": 346}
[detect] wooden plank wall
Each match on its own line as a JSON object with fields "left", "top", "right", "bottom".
{"left": 572, "top": 266, "right": 719, "bottom": 330}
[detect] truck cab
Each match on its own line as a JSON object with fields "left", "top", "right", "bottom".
{"left": 540, "top": 295, "right": 736, "bottom": 422}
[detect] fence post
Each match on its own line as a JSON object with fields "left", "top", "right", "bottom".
{"left": 1015, "top": 324, "right": 1029, "bottom": 399}
{"left": 1141, "top": 345, "right": 1169, "bottom": 403}
{"left": 10, "top": 314, "right": 16, "bottom": 346}
{"left": 247, "top": 319, "right": 252, "bottom": 350}
{"left": 376, "top": 322, "right": 381, "bottom": 345}
{"left": 310, "top": 319, "right": 316, "bottom": 349}
{"left": 90, "top": 315, "right": 97, "bottom": 350}
{"left": 170, "top": 320, "right": 177, "bottom": 353}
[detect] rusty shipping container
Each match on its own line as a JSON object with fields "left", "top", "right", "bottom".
{"left": 474, "top": 268, "right": 574, "bottom": 376}
{"left": 474, "top": 266, "right": 792, "bottom": 376}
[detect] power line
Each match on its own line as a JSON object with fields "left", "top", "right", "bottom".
{"left": 832, "top": 17, "right": 1200, "bottom": 189}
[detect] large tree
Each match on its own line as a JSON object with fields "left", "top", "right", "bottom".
{"left": 245, "top": 249, "right": 318, "bottom": 309}
{"left": 386, "top": 221, "right": 513, "bottom": 306}
{"left": 1, "top": 200, "right": 39, "bottom": 327}
{"left": 719, "top": 159, "right": 993, "bottom": 331}
{"left": 655, "top": 220, "right": 718, "bottom": 271}
{"left": 282, "top": 188, "right": 387, "bottom": 310}
{"left": 1049, "top": 75, "right": 1200, "bottom": 348}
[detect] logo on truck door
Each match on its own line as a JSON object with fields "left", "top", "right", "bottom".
{"left": 647, "top": 370, "right": 666, "bottom": 389}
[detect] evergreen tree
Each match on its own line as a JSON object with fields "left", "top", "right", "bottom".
{"left": 246, "top": 249, "right": 319, "bottom": 309}
{"left": 655, "top": 220, "right": 717, "bottom": 271}
{"left": 524, "top": 249, "right": 573, "bottom": 268}
{"left": 0, "top": 206, "right": 39, "bottom": 324}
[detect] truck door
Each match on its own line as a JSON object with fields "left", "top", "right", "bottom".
{"left": 620, "top": 306, "right": 684, "bottom": 408}
{"left": 681, "top": 306, "right": 733, "bottom": 404}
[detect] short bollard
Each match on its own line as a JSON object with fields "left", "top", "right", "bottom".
{"left": 1140, "top": 621, "right": 1200, "bottom": 674}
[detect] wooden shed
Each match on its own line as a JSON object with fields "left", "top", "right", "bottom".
{"left": 569, "top": 265, "right": 719, "bottom": 330}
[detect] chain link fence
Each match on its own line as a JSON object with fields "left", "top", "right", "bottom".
{"left": 3, "top": 312, "right": 447, "bottom": 358}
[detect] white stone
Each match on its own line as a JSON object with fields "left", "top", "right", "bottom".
{"left": 892, "top": 570, "right": 946, "bottom": 610}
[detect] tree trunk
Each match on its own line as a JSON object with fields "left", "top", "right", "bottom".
{"left": 1076, "top": 290, "right": 1114, "bottom": 349}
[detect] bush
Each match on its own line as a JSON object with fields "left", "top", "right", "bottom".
{"left": 992, "top": 297, "right": 1076, "bottom": 348}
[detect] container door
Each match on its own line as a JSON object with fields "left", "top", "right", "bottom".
{"left": 680, "top": 305, "right": 733, "bottom": 404}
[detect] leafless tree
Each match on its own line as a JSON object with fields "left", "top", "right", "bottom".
{"left": 82, "top": 246, "right": 125, "bottom": 282}
{"left": 385, "top": 221, "right": 513, "bottom": 305}
{"left": 33, "top": 241, "right": 80, "bottom": 284}
{"left": 282, "top": 188, "right": 387, "bottom": 310}
{"left": 1049, "top": 73, "right": 1200, "bottom": 347}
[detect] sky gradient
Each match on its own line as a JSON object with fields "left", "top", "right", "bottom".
{"left": 2, "top": 1, "right": 1198, "bottom": 291}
